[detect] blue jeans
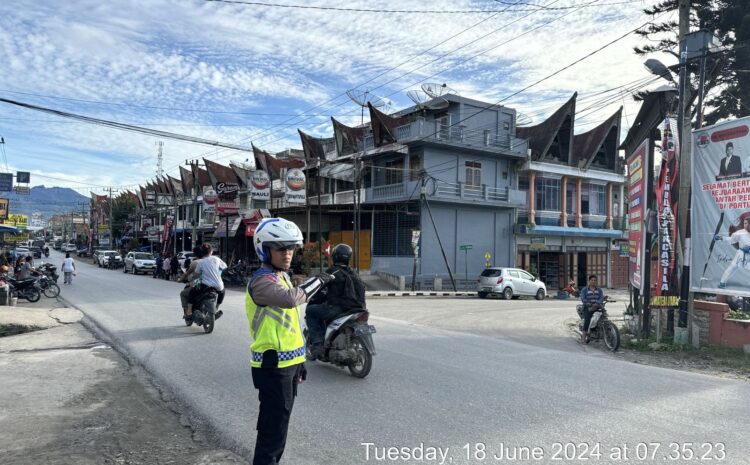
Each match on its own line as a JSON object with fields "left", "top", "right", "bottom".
{"left": 305, "top": 303, "right": 342, "bottom": 345}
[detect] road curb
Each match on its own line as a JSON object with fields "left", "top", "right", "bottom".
{"left": 366, "top": 291, "right": 478, "bottom": 298}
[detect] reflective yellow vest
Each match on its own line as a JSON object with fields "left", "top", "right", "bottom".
{"left": 245, "top": 270, "right": 306, "bottom": 368}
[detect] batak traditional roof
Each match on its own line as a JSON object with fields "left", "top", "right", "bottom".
{"left": 252, "top": 144, "right": 305, "bottom": 179}
{"left": 516, "top": 93, "right": 576, "bottom": 162}
{"left": 230, "top": 163, "right": 253, "bottom": 188}
{"left": 331, "top": 117, "right": 368, "bottom": 157}
{"left": 368, "top": 102, "right": 410, "bottom": 147}
{"left": 179, "top": 166, "right": 194, "bottom": 194}
{"left": 572, "top": 107, "right": 622, "bottom": 169}
{"left": 191, "top": 165, "right": 212, "bottom": 188}
{"left": 204, "top": 158, "right": 239, "bottom": 190}
{"left": 298, "top": 129, "right": 333, "bottom": 161}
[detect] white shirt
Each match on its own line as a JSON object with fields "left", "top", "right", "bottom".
{"left": 62, "top": 257, "right": 75, "bottom": 272}
{"left": 197, "top": 255, "right": 227, "bottom": 291}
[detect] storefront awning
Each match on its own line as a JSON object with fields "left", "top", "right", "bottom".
{"left": 521, "top": 225, "right": 624, "bottom": 239}
{"left": 0, "top": 224, "right": 19, "bottom": 234}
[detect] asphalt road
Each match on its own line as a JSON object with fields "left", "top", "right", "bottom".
{"left": 51, "top": 250, "right": 750, "bottom": 465}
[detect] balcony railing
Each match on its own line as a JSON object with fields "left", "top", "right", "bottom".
{"left": 390, "top": 119, "right": 515, "bottom": 151}
{"left": 519, "top": 212, "right": 627, "bottom": 231}
{"left": 367, "top": 179, "right": 525, "bottom": 206}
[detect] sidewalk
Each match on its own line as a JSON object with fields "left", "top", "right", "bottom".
{"left": 0, "top": 301, "right": 248, "bottom": 465}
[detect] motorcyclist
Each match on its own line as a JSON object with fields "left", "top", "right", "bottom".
{"left": 579, "top": 274, "right": 604, "bottom": 344}
{"left": 305, "top": 243, "right": 366, "bottom": 360}
{"left": 185, "top": 243, "right": 227, "bottom": 321}
{"left": 178, "top": 245, "right": 205, "bottom": 323}
{"left": 245, "top": 217, "right": 333, "bottom": 465}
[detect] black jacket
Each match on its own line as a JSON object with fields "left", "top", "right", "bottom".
{"left": 313, "top": 265, "right": 366, "bottom": 312}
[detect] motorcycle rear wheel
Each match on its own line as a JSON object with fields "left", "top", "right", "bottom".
{"left": 43, "top": 283, "right": 60, "bottom": 298}
{"left": 347, "top": 336, "right": 372, "bottom": 378}
{"left": 603, "top": 321, "right": 620, "bottom": 352}
{"left": 203, "top": 312, "right": 215, "bottom": 334}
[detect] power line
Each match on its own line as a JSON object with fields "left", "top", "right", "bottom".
{"left": 205, "top": 0, "right": 643, "bottom": 14}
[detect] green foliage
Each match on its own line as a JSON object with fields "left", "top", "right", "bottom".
{"left": 127, "top": 238, "right": 140, "bottom": 252}
{"left": 112, "top": 198, "right": 136, "bottom": 239}
{"left": 634, "top": 0, "right": 750, "bottom": 125}
{"left": 727, "top": 309, "right": 750, "bottom": 320}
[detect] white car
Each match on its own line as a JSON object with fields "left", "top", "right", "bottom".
{"left": 477, "top": 267, "right": 546, "bottom": 300}
{"left": 98, "top": 250, "right": 123, "bottom": 268}
{"left": 124, "top": 252, "right": 157, "bottom": 275}
{"left": 176, "top": 251, "right": 195, "bottom": 269}
{"left": 63, "top": 244, "right": 78, "bottom": 253}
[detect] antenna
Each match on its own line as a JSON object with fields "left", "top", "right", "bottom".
{"left": 421, "top": 82, "right": 456, "bottom": 98}
{"left": 155, "top": 141, "right": 164, "bottom": 176}
{"left": 346, "top": 89, "right": 389, "bottom": 124}
{"left": 407, "top": 90, "right": 449, "bottom": 111}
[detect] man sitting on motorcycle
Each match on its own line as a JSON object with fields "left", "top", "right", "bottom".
{"left": 178, "top": 245, "right": 205, "bottom": 322}
{"left": 185, "top": 243, "right": 227, "bottom": 321}
{"left": 245, "top": 217, "right": 333, "bottom": 465}
{"left": 305, "top": 243, "right": 367, "bottom": 360}
{"left": 580, "top": 274, "right": 604, "bottom": 344}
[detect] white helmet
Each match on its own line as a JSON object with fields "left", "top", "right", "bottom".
{"left": 254, "top": 217, "right": 303, "bottom": 263}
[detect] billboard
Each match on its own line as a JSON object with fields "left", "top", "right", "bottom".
{"left": 652, "top": 118, "right": 679, "bottom": 307}
{"left": 691, "top": 117, "right": 750, "bottom": 296}
{"left": 627, "top": 139, "right": 649, "bottom": 290}
{"left": 285, "top": 168, "right": 306, "bottom": 204}
{"left": 0, "top": 173, "right": 12, "bottom": 192}
{"left": 251, "top": 170, "right": 271, "bottom": 200}
{"left": 0, "top": 198, "right": 8, "bottom": 220}
{"left": 4, "top": 213, "right": 28, "bottom": 228}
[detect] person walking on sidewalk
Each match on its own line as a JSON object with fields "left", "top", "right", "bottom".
{"left": 245, "top": 217, "right": 333, "bottom": 465}
{"left": 62, "top": 253, "right": 76, "bottom": 284}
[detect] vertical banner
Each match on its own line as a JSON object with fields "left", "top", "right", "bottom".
{"left": 627, "top": 139, "right": 649, "bottom": 290}
{"left": 691, "top": 117, "right": 750, "bottom": 297}
{"left": 285, "top": 168, "right": 306, "bottom": 204}
{"left": 652, "top": 118, "right": 679, "bottom": 307}
{"left": 162, "top": 215, "right": 174, "bottom": 255}
{"left": 0, "top": 198, "right": 8, "bottom": 220}
{"left": 251, "top": 170, "right": 271, "bottom": 200}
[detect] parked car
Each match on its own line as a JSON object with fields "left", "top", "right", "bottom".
{"left": 124, "top": 252, "right": 157, "bottom": 275}
{"left": 77, "top": 247, "right": 89, "bottom": 257}
{"left": 29, "top": 246, "right": 43, "bottom": 259}
{"left": 63, "top": 243, "right": 77, "bottom": 253}
{"left": 91, "top": 248, "right": 105, "bottom": 264}
{"left": 53, "top": 240, "right": 63, "bottom": 250}
{"left": 176, "top": 251, "right": 195, "bottom": 269}
{"left": 99, "top": 250, "right": 123, "bottom": 268}
{"left": 477, "top": 267, "right": 546, "bottom": 300}
{"left": 13, "top": 247, "right": 30, "bottom": 258}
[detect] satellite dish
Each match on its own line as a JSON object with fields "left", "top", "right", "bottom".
{"left": 346, "top": 89, "right": 387, "bottom": 108}
{"left": 515, "top": 112, "right": 533, "bottom": 126}
{"left": 407, "top": 90, "right": 450, "bottom": 110}
{"left": 421, "top": 82, "right": 456, "bottom": 98}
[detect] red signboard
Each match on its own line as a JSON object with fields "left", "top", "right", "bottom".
{"left": 627, "top": 139, "right": 649, "bottom": 290}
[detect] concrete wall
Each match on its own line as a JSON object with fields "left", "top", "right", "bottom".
{"left": 423, "top": 147, "right": 515, "bottom": 190}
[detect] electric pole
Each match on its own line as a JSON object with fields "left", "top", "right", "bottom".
{"left": 156, "top": 141, "right": 164, "bottom": 177}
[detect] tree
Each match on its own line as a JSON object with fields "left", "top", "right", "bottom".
{"left": 634, "top": 0, "right": 750, "bottom": 125}
{"left": 111, "top": 198, "right": 135, "bottom": 240}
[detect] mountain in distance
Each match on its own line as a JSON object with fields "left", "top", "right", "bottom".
{"left": 3, "top": 185, "right": 90, "bottom": 221}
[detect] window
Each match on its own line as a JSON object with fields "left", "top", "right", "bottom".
{"left": 484, "top": 129, "right": 491, "bottom": 146}
{"left": 535, "top": 177, "right": 560, "bottom": 211}
{"left": 582, "top": 183, "right": 606, "bottom": 215}
{"left": 519, "top": 270, "right": 534, "bottom": 281}
{"left": 465, "top": 161, "right": 482, "bottom": 187}
{"left": 508, "top": 270, "right": 519, "bottom": 278}
{"left": 409, "top": 155, "right": 421, "bottom": 181}
{"left": 436, "top": 114, "right": 451, "bottom": 139}
{"left": 503, "top": 121, "right": 511, "bottom": 130}
{"left": 518, "top": 175, "right": 529, "bottom": 193}
{"left": 481, "top": 269, "right": 503, "bottom": 277}
{"left": 384, "top": 158, "right": 404, "bottom": 185}
{"left": 566, "top": 182, "right": 576, "bottom": 215}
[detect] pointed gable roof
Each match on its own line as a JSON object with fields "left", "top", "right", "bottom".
{"left": 298, "top": 129, "right": 333, "bottom": 161}
{"left": 516, "top": 93, "right": 576, "bottom": 162}
{"left": 573, "top": 107, "right": 622, "bottom": 170}
{"left": 331, "top": 117, "right": 368, "bottom": 156}
{"left": 368, "top": 102, "right": 410, "bottom": 147}
{"left": 179, "top": 166, "right": 194, "bottom": 194}
{"left": 204, "top": 158, "right": 238, "bottom": 187}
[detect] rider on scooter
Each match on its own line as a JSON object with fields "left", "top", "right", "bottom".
{"left": 305, "top": 243, "right": 366, "bottom": 360}
{"left": 580, "top": 274, "right": 604, "bottom": 344}
{"left": 184, "top": 243, "right": 227, "bottom": 322}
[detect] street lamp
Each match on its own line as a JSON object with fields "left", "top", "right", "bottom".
{"left": 644, "top": 58, "right": 676, "bottom": 84}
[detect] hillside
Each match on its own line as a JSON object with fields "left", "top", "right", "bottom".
{"left": 3, "top": 186, "right": 90, "bottom": 221}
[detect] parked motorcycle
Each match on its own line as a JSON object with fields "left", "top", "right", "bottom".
{"left": 37, "top": 263, "right": 60, "bottom": 283}
{"left": 185, "top": 288, "right": 221, "bottom": 334}
{"left": 6, "top": 277, "right": 41, "bottom": 303}
{"left": 221, "top": 261, "right": 248, "bottom": 287}
{"left": 574, "top": 297, "right": 620, "bottom": 351}
{"left": 304, "top": 309, "right": 376, "bottom": 378}
{"left": 33, "top": 272, "right": 60, "bottom": 298}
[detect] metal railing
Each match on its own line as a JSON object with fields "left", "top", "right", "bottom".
{"left": 392, "top": 120, "right": 513, "bottom": 150}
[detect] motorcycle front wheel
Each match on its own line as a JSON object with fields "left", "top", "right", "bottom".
{"left": 347, "top": 336, "right": 372, "bottom": 378}
{"left": 24, "top": 288, "right": 41, "bottom": 303}
{"left": 603, "top": 321, "right": 620, "bottom": 352}
{"left": 43, "top": 283, "right": 60, "bottom": 298}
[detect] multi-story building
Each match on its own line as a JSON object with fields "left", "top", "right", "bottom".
{"left": 515, "top": 94, "right": 628, "bottom": 289}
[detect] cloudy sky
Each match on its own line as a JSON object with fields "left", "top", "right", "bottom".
{"left": 0, "top": 0, "right": 671, "bottom": 198}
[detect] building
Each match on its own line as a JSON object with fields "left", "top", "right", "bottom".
{"left": 515, "top": 94, "right": 628, "bottom": 289}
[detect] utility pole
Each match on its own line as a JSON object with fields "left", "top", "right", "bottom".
{"left": 186, "top": 159, "right": 200, "bottom": 248}
{"left": 156, "top": 141, "right": 164, "bottom": 177}
{"left": 108, "top": 187, "right": 118, "bottom": 249}
{"left": 676, "top": 0, "right": 693, "bottom": 338}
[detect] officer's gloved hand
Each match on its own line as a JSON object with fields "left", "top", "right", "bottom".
{"left": 299, "top": 273, "right": 334, "bottom": 299}
{"left": 714, "top": 234, "right": 723, "bottom": 242}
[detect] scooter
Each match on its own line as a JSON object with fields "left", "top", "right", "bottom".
{"left": 304, "top": 309, "right": 376, "bottom": 378}
{"left": 185, "top": 288, "right": 221, "bottom": 334}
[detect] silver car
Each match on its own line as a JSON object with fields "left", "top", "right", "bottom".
{"left": 124, "top": 252, "right": 157, "bottom": 275}
{"left": 477, "top": 267, "right": 546, "bottom": 300}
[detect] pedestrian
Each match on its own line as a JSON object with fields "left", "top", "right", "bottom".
{"left": 170, "top": 254, "right": 179, "bottom": 281}
{"left": 163, "top": 253, "right": 171, "bottom": 280}
{"left": 246, "top": 217, "right": 333, "bottom": 465}
{"left": 154, "top": 254, "right": 163, "bottom": 279}
{"left": 62, "top": 253, "right": 76, "bottom": 284}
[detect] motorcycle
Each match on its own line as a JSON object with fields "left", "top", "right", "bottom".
{"left": 185, "top": 287, "right": 221, "bottom": 334}
{"left": 575, "top": 297, "right": 620, "bottom": 351}
{"left": 222, "top": 261, "right": 248, "bottom": 287}
{"left": 6, "top": 276, "right": 42, "bottom": 302}
{"left": 304, "top": 309, "right": 376, "bottom": 378}
{"left": 37, "top": 263, "right": 60, "bottom": 283}
{"left": 35, "top": 272, "right": 60, "bottom": 298}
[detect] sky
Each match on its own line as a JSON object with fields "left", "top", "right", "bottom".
{"left": 0, "top": 0, "right": 672, "bottom": 200}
